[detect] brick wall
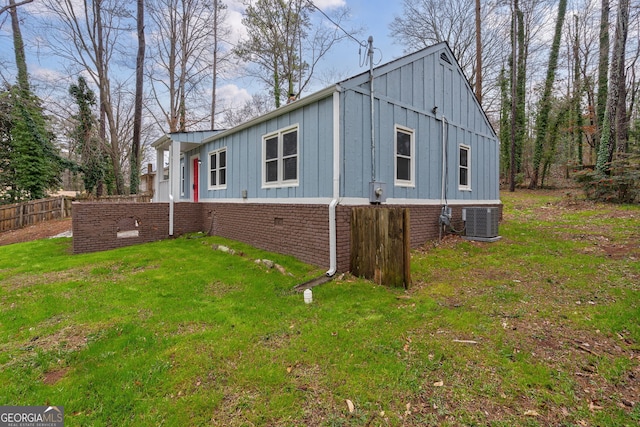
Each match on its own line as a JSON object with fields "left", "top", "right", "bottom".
{"left": 73, "top": 201, "right": 502, "bottom": 273}
{"left": 200, "top": 203, "right": 331, "bottom": 268}
{"left": 72, "top": 202, "right": 170, "bottom": 254}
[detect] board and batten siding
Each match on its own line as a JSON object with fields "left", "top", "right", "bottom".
{"left": 339, "top": 44, "right": 499, "bottom": 202}
{"left": 186, "top": 96, "right": 336, "bottom": 201}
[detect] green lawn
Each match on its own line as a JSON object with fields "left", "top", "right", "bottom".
{"left": 1, "top": 191, "right": 638, "bottom": 426}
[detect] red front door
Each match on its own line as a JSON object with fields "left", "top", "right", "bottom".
{"left": 193, "top": 158, "right": 199, "bottom": 203}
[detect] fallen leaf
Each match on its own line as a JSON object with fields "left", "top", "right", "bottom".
{"left": 346, "top": 399, "right": 355, "bottom": 414}
{"left": 286, "top": 366, "right": 293, "bottom": 373}
{"left": 621, "top": 398, "right": 635, "bottom": 407}
{"left": 433, "top": 380, "right": 444, "bottom": 387}
{"left": 589, "top": 401, "right": 603, "bottom": 411}
{"left": 524, "top": 410, "right": 539, "bottom": 417}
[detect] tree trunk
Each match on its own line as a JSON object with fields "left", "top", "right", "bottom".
{"left": 595, "top": 0, "right": 609, "bottom": 147}
{"left": 573, "top": 15, "right": 583, "bottom": 166}
{"left": 130, "top": 0, "right": 145, "bottom": 194}
{"left": 513, "top": 8, "right": 526, "bottom": 177}
{"left": 211, "top": 0, "right": 219, "bottom": 130}
{"left": 529, "top": 0, "right": 567, "bottom": 189}
{"left": 596, "top": 0, "right": 629, "bottom": 172}
{"left": 475, "top": 0, "right": 482, "bottom": 104}
{"left": 612, "top": 0, "right": 629, "bottom": 159}
{"left": 509, "top": 0, "right": 518, "bottom": 192}
{"left": 9, "top": 0, "right": 29, "bottom": 93}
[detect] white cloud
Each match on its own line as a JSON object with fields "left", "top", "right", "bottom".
{"left": 217, "top": 83, "right": 252, "bottom": 108}
{"left": 313, "top": 0, "right": 346, "bottom": 9}
{"left": 31, "top": 65, "right": 68, "bottom": 85}
{"left": 224, "top": 0, "right": 248, "bottom": 44}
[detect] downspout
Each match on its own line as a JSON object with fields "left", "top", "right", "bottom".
{"left": 169, "top": 194, "right": 174, "bottom": 236}
{"left": 326, "top": 87, "right": 341, "bottom": 277}
{"left": 439, "top": 115, "right": 448, "bottom": 242}
{"left": 440, "top": 115, "right": 448, "bottom": 205}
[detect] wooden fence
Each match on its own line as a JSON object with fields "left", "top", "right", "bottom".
{"left": 75, "top": 194, "right": 152, "bottom": 203}
{"left": 0, "top": 193, "right": 152, "bottom": 233}
{"left": 350, "top": 207, "right": 411, "bottom": 289}
{"left": 0, "top": 196, "right": 73, "bottom": 232}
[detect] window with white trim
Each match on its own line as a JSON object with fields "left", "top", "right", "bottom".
{"left": 459, "top": 144, "right": 471, "bottom": 190}
{"left": 208, "top": 147, "right": 227, "bottom": 189}
{"left": 263, "top": 125, "right": 298, "bottom": 187}
{"left": 180, "top": 162, "right": 185, "bottom": 196}
{"left": 395, "top": 125, "right": 415, "bottom": 187}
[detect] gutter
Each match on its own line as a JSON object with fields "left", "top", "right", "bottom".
{"left": 326, "top": 88, "right": 342, "bottom": 277}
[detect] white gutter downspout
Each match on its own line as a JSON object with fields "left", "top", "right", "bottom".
{"left": 169, "top": 194, "right": 174, "bottom": 236}
{"left": 326, "top": 88, "right": 341, "bottom": 277}
{"left": 439, "top": 115, "right": 448, "bottom": 242}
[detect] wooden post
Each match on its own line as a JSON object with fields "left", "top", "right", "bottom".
{"left": 351, "top": 207, "right": 411, "bottom": 289}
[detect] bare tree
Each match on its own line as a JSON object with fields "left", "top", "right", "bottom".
{"left": 38, "top": 0, "right": 137, "bottom": 194}
{"left": 0, "top": 0, "right": 32, "bottom": 16}
{"left": 210, "top": 0, "right": 232, "bottom": 130}
{"left": 596, "top": 0, "right": 630, "bottom": 172}
{"left": 529, "top": 0, "right": 568, "bottom": 189}
{"left": 234, "top": 0, "right": 352, "bottom": 108}
{"left": 130, "top": 0, "right": 145, "bottom": 194}
{"left": 222, "top": 93, "right": 273, "bottom": 127}
{"left": 389, "top": 0, "right": 506, "bottom": 105}
{"left": 596, "top": 0, "right": 609, "bottom": 142}
{"left": 146, "top": 0, "right": 215, "bottom": 132}
{"left": 475, "top": 0, "right": 482, "bottom": 104}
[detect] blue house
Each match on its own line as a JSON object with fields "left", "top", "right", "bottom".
{"left": 152, "top": 42, "right": 500, "bottom": 273}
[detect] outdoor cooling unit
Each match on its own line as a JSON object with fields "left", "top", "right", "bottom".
{"left": 462, "top": 207, "right": 501, "bottom": 242}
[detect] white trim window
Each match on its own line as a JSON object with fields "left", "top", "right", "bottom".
{"left": 263, "top": 125, "right": 299, "bottom": 187}
{"left": 180, "top": 161, "right": 185, "bottom": 196}
{"left": 394, "top": 125, "right": 415, "bottom": 187}
{"left": 459, "top": 144, "right": 471, "bottom": 191}
{"left": 208, "top": 148, "right": 227, "bottom": 189}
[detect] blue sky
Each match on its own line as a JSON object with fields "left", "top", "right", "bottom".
{"left": 218, "top": 0, "right": 403, "bottom": 106}
{"left": 314, "top": 0, "right": 402, "bottom": 74}
{"left": 220, "top": 0, "right": 405, "bottom": 104}
{"left": 0, "top": 0, "right": 405, "bottom": 115}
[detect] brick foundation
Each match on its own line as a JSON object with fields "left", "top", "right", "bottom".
{"left": 72, "top": 201, "right": 501, "bottom": 273}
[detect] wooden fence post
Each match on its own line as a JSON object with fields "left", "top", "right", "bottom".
{"left": 350, "top": 207, "right": 411, "bottom": 289}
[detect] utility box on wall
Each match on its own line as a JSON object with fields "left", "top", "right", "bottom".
{"left": 462, "top": 207, "right": 501, "bottom": 242}
{"left": 369, "top": 182, "right": 387, "bottom": 204}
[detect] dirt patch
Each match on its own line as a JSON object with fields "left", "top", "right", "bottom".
{"left": 43, "top": 367, "right": 70, "bottom": 385}
{"left": 0, "top": 218, "right": 72, "bottom": 246}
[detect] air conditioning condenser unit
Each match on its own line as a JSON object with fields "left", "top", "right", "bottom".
{"left": 462, "top": 207, "right": 501, "bottom": 242}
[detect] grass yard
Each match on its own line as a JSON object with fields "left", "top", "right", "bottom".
{"left": 0, "top": 190, "right": 638, "bottom": 426}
